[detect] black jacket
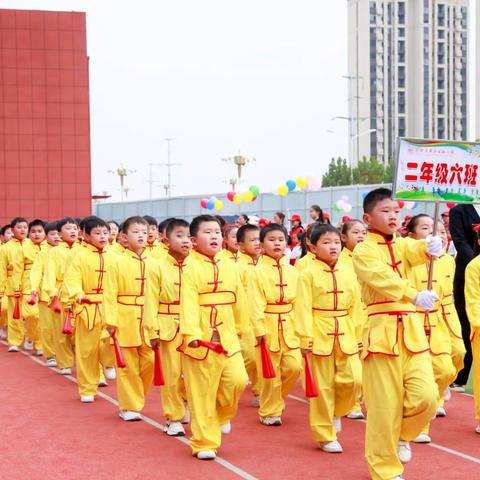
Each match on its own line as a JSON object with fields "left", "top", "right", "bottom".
{"left": 449, "top": 204, "right": 480, "bottom": 280}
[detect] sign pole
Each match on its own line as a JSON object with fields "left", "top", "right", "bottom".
{"left": 427, "top": 202, "right": 440, "bottom": 290}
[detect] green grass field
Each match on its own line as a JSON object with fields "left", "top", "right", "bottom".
{"left": 396, "top": 190, "right": 474, "bottom": 202}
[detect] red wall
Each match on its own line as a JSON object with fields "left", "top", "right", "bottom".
{"left": 0, "top": 9, "right": 91, "bottom": 225}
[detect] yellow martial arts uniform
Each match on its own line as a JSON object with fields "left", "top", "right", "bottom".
{"left": 0, "top": 243, "right": 9, "bottom": 334}
{"left": 102, "top": 248, "right": 155, "bottom": 412}
{"left": 179, "top": 249, "right": 249, "bottom": 455}
{"left": 108, "top": 241, "right": 125, "bottom": 256}
{"left": 146, "top": 240, "right": 168, "bottom": 260}
{"left": 249, "top": 254, "right": 302, "bottom": 419}
{"left": 30, "top": 242, "right": 56, "bottom": 359}
{"left": 295, "top": 251, "right": 315, "bottom": 273}
{"left": 217, "top": 248, "right": 239, "bottom": 264}
{"left": 44, "top": 241, "right": 79, "bottom": 369}
{"left": 352, "top": 231, "right": 437, "bottom": 480}
{"left": 144, "top": 253, "right": 187, "bottom": 422}
{"left": 63, "top": 242, "right": 115, "bottom": 397}
{"left": 438, "top": 253, "right": 466, "bottom": 374}
{"left": 295, "top": 258, "right": 362, "bottom": 442}
{"left": 464, "top": 256, "right": 480, "bottom": 422}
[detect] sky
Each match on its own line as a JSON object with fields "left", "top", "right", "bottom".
{"left": 3, "top": 1, "right": 477, "bottom": 202}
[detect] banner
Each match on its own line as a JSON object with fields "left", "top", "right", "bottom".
{"left": 394, "top": 138, "right": 480, "bottom": 204}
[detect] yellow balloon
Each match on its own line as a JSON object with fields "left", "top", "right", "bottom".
{"left": 278, "top": 184, "right": 289, "bottom": 196}
{"left": 214, "top": 200, "right": 223, "bottom": 210}
{"left": 296, "top": 176, "right": 307, "bottom": 189}
{"left": 243, "top": 191, "right": 254, "bottom": 202}
{"left": 233, "top": 194, "right": 242, "bottom": 205}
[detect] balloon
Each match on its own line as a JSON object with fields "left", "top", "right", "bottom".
{"left": 243, "top": 191, "right": 254, "bottom": 202}
{"left": 296, "top": 177, "right": 307, "bottom": 189}
{"left": 446, "top": 202, "right": 456, "bottom": 209}
{"left": 233, "top": 194, "right": 242, "bottom": 205}
{"left": 361, "top": 192, "right": 368, "bottom": 199}
{"left": 333, "top": 204, "right": 341, "bottom": 212}
{"left": 286, "top": 180, "right": 296, "bottom": 192}
{"left": 249, "top": 185, "right": 260, "bottom": 196}
{"left": 278, "top": 184, "right": 289, "bottom": 196}
{"left": 227, "top": 191, "right": 235, "bottom": 202}
{"left": 397, "top": 201, "right": 405, "bottom": 208}
{"left": 403, "top": 201, "right": 415, "bottom": 210}
{"left": 214, "top": 200, "right": 223, "bottom": 210}
{"left": 200, "top": 198, "right": 208, "bottom": 209}
{"left": 344, "top": 203, "right": 352, "bottom": 213}
{"left": 336, "top": 199, "right": 346, "bottom": 210}
{"left": 341, "top": 195, "right": 349, "bottom": 202}
{"left": 210, "top": 196, "right": 218, "bottom": 202}
{"left": 252, "top": 196, "right": 258, "bottom": 202}
{"left": 207, "top": 199, "right": 215, "bottom": 210}
{"left": 411, "top": 202, "right": 418, "bottom": 210}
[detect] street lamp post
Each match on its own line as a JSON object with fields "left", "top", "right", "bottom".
{"left": 221, "top": 152, "right": 255, "bottom": 192}
{"left": 107, "top": 165, "right": 136, "bottom": 202}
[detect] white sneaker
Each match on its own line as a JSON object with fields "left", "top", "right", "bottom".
{"left": 59, "top": 368, "right": 72, "bottom": 375}
{"left": 80, "top": 395, "right": 94, "bottom": 403}
{"left": 333, "top": 416, "right": 342, "bottom": 433}
{"left": 220, "top": 422, "right": 231, "bottom": 434}
{"left": 164, "top": 421, "right": 185, "bottom": 436}
{"left": 35, "top": 349, "right": 43, "bottom": 356}
{"left": 252, "top": 395, "right": 260, "bottom": 408}
{"left": 8, "top": 345, "right": 20, "bottom": 352}
{"left": 475, "top": 424, "right": 480, "bottom": 434}
{"left": 98, "top": 379, "right": 108, "bottom": 387}
{"left": 23, "top": 340, "right": 34, "bottom": 351}
{"left": 318, "top": 440, "right": 343, "bottom": 453}
{"left": 0, "top": 327, "right": 6, "bottom": 340}
{"left": 392, "top": 477, "right": 405, "bottom": 480}
{"left": 397, "top": 441, "right": 412, "bottom": 464}
{"left": 119, "top": 410, "right": 142, "bottom": 421}
{"left": 449, "top": 383, "right": 465, "bottom": 393}
{"left": 346, "top": 410, "right": 365, "bottom": 420}
{"left": 436, "top": 406, "right": 446, "bottom": 417}
{"left": 413, "top": 433, "right": 431, "bottom": 443}
{"left": 181, "top": 405, "right": 191, "bottom": 424}
{"left": 197, "top": 450, "right": 216, "bottom": 460}
{"left": 443, "top": 388, "right": 451, "bottom": 402}
{"left": 259, "top": 416, "right": 282, "bottom": 426}
{"left": 104, "top": 366, "right": 116, "bottom": 380}
{"left": 45, "top": 357, "right": 57, "bottom": 367}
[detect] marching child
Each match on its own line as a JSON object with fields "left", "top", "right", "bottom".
{"left": 144, "top": 218, "right": 192, "bottom": 436}
{"left": 219, "top": 225, "right": 239, "bottom": 263}
{"left": 249, "top": 223, "right": 302, "bottom": 426}
{"left": 0, "top": 224, "right": 13, "bottom": 340}
{"left": 295, "top": 223, "right": 316, "bottom": 273}
{"left": 295, "top": 223, "right": 362, "bottom": 453}
{"left": 144, "top": 215, "right": 166, "bottom": 260}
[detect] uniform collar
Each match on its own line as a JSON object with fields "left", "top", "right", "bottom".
{"left": 262, "top": 254, "right": 284, "bottom": 266}
{"left": 313, "top": 257, "right": 337, "bottom": 271}
{"left": 367, "top": 230, "right": 395, "bottom": 243}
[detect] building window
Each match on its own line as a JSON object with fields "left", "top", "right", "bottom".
{"left": 438, "top": 29, "right": 445, "bottom": 39}
{"left": 399, "top": 27, "right": 405, "bottom": 37}
{"left": 438, "top": 79, "right": 445, "bottom": 90}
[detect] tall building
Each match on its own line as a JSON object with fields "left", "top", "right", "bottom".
{"left": 347, "top": 0, "right": 469, "bottom": 165}
{"left": 0, "top": 9, "right": 91, "bottom": 224}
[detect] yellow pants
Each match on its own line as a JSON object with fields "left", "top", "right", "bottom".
{"left": 160, "top": 336, "right": 186, "bottom": 421}
{"left": 117, "top": 344, "right": 154, "bottom": 412}
{"left": 0, "top": 296, "right": 8, "bottom": 329}
{"left": 363, "top": 336, "right": 437, "bottom": 479}
{"left": 451, "top": 335, "right": 466, "bottom": 375}
{"left": 240, "top": 328, "right": 259, "bottom": 396}
{"left": 38, "top": 302, "right": 56, "bottom": 359}
{"left": 23, "top": 299, "right": 41, "bottom": 350}
{"left": 7, "top": 296, "right": 25, "bottom": 347}
{"left": 256, "top": 337, "right": 302, "bottom": 418}
{"left": 309, "top": 346, "right": 362, "bottom": 442}
{"left": 472, "top": 332, "right": 480, "bottom": 421}
{"left": 183, "top": 351, "right": 248, "bottom": 455}
{"left": 52, "top": 306, "right": 74, "bottom": 369}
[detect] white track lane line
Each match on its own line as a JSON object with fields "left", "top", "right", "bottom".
{"left": 287, "top": 393, "right": 480, "bottom": 465}
{"left": 1, "top": 342, "right": 257, "bottom": 480}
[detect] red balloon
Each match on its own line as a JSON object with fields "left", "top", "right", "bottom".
{"left": 200, "top": 198, "right": 208, "bottom": 208}
{"left": 252, "top": 196, "right": 257, "bottom": 202}
{"left": 227, "top": 191, "right": 235, "bottom": 202}
{"left": 446, "top": 202, "right": 455, "bottom": 209}
{"left": 397, "top": 201, "right": 405, "bottom": 208}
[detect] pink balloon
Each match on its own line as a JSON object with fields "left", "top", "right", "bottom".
{"left": 200, "top": 198, "right": 208, "bottom": 208}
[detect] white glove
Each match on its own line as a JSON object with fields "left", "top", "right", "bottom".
{"left": 414, "top": 290, "right": 439, "bottom": 311}
{"left": 426, "top": 235, "right": 442, "bottom": 257}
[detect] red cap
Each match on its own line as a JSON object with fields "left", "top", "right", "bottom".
{"left": 404, "top": 214, "right": 413, "bottom": 222}
{"left": 259, "top": 218, "right": 270, "bottom": 227}
{"left": 441, "top": 211, "right": 449, "bottom": 217}
{"left": 342, "top": 215, "right": 351, "bottom": 222}
{"left": 324, "top": 212, "right": 330, "bottom": 219}
{"left": 290, "top": 214, "right": 301, "bottom": 222}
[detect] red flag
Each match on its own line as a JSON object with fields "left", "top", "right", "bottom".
{"left": 304, "top": 353, "right": 319, "bottom": 398}
{"left": 113, "top": 334, "right": 126, "bottom": 368}
{"left": 260, "top": 337, "right": 276, "bottom": 379}
{"left": 197, "top": 339, "right": 227, "bottom": 354}
{"left": 153, "top": 347, "right": 165, "bottom": 386}
{"left": 27, "top": 292, "right": 37, "bottom": 305}
{"left": 13, "top": 297, "right": 21, "bottom": 320}
{"left": 51, "top": 296, "right": 62, "bottom": 313}
{"left": 61, "top": 310, "right": 74, "bottom": 335}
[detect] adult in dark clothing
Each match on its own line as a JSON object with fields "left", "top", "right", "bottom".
{"left": 449, "top": 203, "right": 480, "bottom": 389}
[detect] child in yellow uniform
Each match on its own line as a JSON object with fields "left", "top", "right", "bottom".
{"left": 107, "top": 220, "right": 119, "bottom": 245}
{"left": 30, "top": 223, "right": 60, "bottom": 366}
{"left": 218, "top": 225, "right": 239, "bottom": 263}
{"left": 296, "top": 223, "right": 362, "bottom": 453}
{"left": 352, "top": 188, "right": 441, "bottom": 480}
{"left": 145, "top": 216, "right": 169, "bottom": 260}
{"left": 0, "top": 224, "right": 13, "bottom": 340}
{"left": 249, "top": 223, "right": 302, "bottom": 426}
{"left": 44, "top": 217, "right": 80, "bottom": 374}
{"left": 179, "top": 215, "right": 249, "bottom": 460}
{"left": 339, "top": 219, "right": 367, "bottom": 420}
{"left": 103, "top": 216, "right": 155, "bottom": 421}
{"left": 464, "top": 227, "right": 480, "bottom": 434}
{"left": 144, "top": 219, "right": 191, "bottom": 436}
{"left": 237, "top": 224, "right": 262, "bottom": 407}
{"left": 406, "top": 215, "right": 456, "bottom": 444}
{"left": 63, "top": 217, "right": 116, "bottom": 403}
{"left": 295, "top": 223, "right": 317, "bottom": 273}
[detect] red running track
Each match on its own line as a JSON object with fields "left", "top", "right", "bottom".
{"left": 1, "top": 343, "right": 479, "bottom": 479}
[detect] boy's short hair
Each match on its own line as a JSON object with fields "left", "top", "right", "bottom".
{"left": 190, "top": 215, "right": 221, "bottom": 237}
{"left": 121, "top": 216, "right": 149, "bottom": 233}
{"left": 237, "top": 224, "right": 260, "bottom": 243}
{"left": 44, "top": 222, "right": 58, "bottom": 235}
{"left": 83, "top": 217, "right": 108, "bottom": 235}
{"left": 143, "top": 215, "right": 158, "bottom": 227}
{"left": 57, "top": 217, "right": 79, "bottom": 231}
{"left": 309, "top": 223, "right": 341, "bottom": 245}
{"left": 28, "top": 219, "right": 45, "bottom": 232}
{"left": 165, "top": 219, "right": 190, "bottom": 238}
{"left": 363, "top": 188, "right": 392, "bottom": 214}
{"left": 10, "top": 217, "right": 28, "bottom": 228}
{"left": 260, "top": 223, "right": 288, "bottom": 243}
{"left": 158, "top": 217, "right": 176, "bottom": 234}
{"left": 79, "top": 215, "right": 103, "bottom": 231}
{"left": 0, "top": 224, "right": 11, "bottom": 235}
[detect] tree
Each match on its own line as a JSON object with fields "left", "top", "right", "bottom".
{"left": 383, "top": 159, "right": 394, "bottom": 183}
{"left": 321, "top": 157, "right": 352, "bottom": 187}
